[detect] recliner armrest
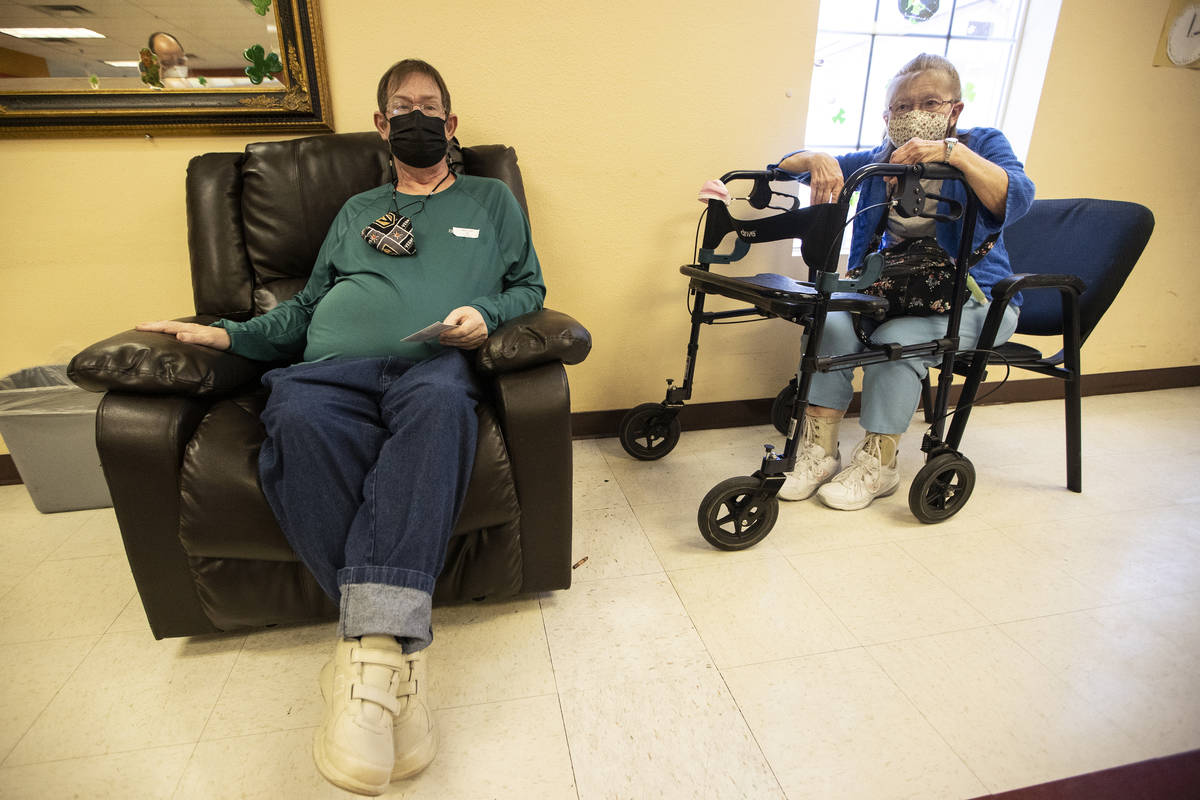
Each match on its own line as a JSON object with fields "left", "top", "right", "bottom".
{"left": 68, "top": 315, "right": 270, "bottom": 396}
{"left": 475, "top": 309, "right": 591, "bottom": 376}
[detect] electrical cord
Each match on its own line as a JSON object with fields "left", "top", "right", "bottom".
{"left": 691, "top": 204, "right": 709, "bottom": 265}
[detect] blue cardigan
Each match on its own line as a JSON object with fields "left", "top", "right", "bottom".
{"left": 771, "top": 127, "right": 1035, "bottom": 306}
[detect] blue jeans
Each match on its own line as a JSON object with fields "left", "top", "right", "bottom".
{"left": 258, "top": 349, "right": 481, "bottom": 651}
{"left": 807, "top": 299, "right": 1020, "bottom": 434}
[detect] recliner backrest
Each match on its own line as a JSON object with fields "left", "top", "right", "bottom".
{"left": 185, "top": 132, "right": 528, "bottom": 319}
{"left": 1003, "top": 198, "right": 1154, "bottom": 340}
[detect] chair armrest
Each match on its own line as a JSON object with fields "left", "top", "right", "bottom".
{"left": 474, "top": 308, "right": 591, "bottom": 376}
{"left": 68, "top": 315, "right": 269, "bottom": 396}
{"left": 96, "top": 391, "right": 220, "bottom": 638}
{"left": 490, "top": 361, "right": 574, "bottom": 592}
{"left": 991, "top": 273, "right": 1086, "bottom": 304}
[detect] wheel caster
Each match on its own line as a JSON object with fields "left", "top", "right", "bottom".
{"left": 771, "top": 380, "right": 797, "bottom": 436}
{"left": 908, "top": 452, "right": 976, "bottom": 523}
{"left": 698, "top": 476, "right": 779, "bottom": 550}
{"left": 618, "top": 402, "right": 681, "bottom": 460}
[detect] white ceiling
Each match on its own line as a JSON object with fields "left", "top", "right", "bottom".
{"left": 0, "top": 0, "right": 279, "bottom": 77}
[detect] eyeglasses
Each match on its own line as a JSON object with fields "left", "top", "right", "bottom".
{"left": 386, "top": 101, "right": 445, "bottom": 118}
{"left": 887, "top": 97, "right": 956, "bottom": 115}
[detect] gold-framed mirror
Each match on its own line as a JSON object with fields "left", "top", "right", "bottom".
{"left": 0, "top": 0, "right": 331, "bottom": 137}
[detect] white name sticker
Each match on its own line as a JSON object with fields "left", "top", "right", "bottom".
{"left": 450, "top": 227, "right": 480, "bottom": 238}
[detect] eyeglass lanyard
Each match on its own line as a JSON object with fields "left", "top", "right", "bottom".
{"left": 391, "top": 169, "right": 451, "bottom": 218}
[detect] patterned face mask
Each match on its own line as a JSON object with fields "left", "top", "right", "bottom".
{"left": 886, "top": 108, "right": 951, "bottom": 148}
{"left": 361, "top": 210, "right": 416, "bottom": 256}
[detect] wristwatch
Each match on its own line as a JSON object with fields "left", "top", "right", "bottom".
{"left": 944, "top": 137, "right": 958, "bottom": 162}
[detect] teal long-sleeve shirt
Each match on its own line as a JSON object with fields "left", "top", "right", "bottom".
{"left": 214, "top": 174, "right": 545, "bottom": 362}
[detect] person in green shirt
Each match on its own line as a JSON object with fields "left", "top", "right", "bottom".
{"left": 137, "top": 59, "right": 544, "bottom": 796}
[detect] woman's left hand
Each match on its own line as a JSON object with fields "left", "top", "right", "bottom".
{"left": 889, "top": 137, "right": 953, "bottom": 166}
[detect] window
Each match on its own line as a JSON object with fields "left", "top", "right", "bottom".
{"left": 792, "top": 0, "right": 1060, "bottom": 258}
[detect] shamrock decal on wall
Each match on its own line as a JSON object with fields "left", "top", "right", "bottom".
{"left": 243, "top": 44, "right": 283, "bottom": 84}
{"left": 899, "top": 0, "right": 939, "bottom": 22}
{"left": 252, "top": 0, "right": 272, "bottom": 15}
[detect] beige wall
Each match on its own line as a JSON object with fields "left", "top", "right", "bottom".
{"left": 1023, "top": 0, "right": 1200, "bottom": 374}
{"left": 2, "top": 0, "right": 1198, "bottom": 455}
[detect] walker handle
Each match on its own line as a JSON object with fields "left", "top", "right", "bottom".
{"left": 718, "top": 170, "right": 800, "bottom": 211}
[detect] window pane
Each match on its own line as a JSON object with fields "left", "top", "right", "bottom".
{"left": 806, "top": 34, "right": 872, "bottom": 149}
{"left": 951, "top": 0, "right": 1022, "bottom": 40}
{"left": 945, "top": 38, "right": 1012, "bottom": 128}
{"left": 860, "top": 35, "right": 946, "bottom": 143}
{"left": 817, "top": 0, "right": 883, "bottom": 33}
{"left": 875, "top": 0, "right": 953, "bottom": 37}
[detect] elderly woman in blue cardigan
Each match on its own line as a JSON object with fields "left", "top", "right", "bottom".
{"left": 771, "top": 53, "right": 1035, "bottom": 511}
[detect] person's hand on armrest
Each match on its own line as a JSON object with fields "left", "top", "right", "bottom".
{"left": 71, "top": 316, "right": 264, "bottom": 396}
{"left": 778, "top": 151, "right": 843, "bottom": 206}
{"left": 135, "top": 320, "right": 231, "bottom": 350}
{"left": 438, "top": 306, "right": 488, "bottom": 350}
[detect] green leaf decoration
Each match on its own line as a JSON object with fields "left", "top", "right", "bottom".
{"left": 243, "top": 43, "right": 283, "bottom": 84}
{"left": 964, "top": 82, "right": 977, "bottom": 102}
{"left": 197, "top": 76, "right": 208, "bottom": 86}
{"left": 138, "top": 47, "right": 163, "bottom": 88}
{"left": 832, "top": 107, "right": 846, "bottom": 124}
{"left": 88, "top": 74, "right": 99, "bottom": 89}
{"left": 252, "top": 0, "right": 272, "bottom": 15}
{"left": 900, "top": 0, "right": 939, "bottom": 22}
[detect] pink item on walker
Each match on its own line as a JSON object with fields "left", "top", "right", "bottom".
{"left": 697, "top": 179, "right": 731, "bottom": 205}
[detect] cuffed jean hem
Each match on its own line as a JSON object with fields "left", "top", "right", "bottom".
{"left": 338, "top": 565, "right": 436, "bottom": 595}
{"left": 338, "top": 581, "right": 434, "bottom": 653}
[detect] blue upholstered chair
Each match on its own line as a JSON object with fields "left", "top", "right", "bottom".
{"left": 946, "top": 198, "right": 1155, "bottom": 492}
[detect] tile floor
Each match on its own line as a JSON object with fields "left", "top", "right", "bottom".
{"left": 1, "top": 387, "right": 1198, "bottom": 799}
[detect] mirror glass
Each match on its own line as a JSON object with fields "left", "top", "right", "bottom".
{"left": 0, "top": 0, "right": 330, "bottom": 136}
{"left": 0, "top": 0, "right": 284, "bottom": 91}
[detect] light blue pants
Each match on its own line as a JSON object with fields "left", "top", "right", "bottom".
{"left": 806, "top": 299, "right": 1020, "bottom": 435}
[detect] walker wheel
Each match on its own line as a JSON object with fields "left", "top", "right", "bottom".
{"left": 619, "top": 402, "right": 681, "bottom": 460}
{"left": 698, "top": 477, "right": 779, "bottom": 550}
{"left": 771, "top": 380, "right": 798, "bottom": 436}
{"left": 908, "top": 452, "right": 976, "bottom": 523}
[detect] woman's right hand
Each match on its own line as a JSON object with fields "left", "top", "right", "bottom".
{"left": 135, "top": 320, "right": 231, "bottom": 351}
{"left": 807, "top": 152, "right": 844, "bottom": 205}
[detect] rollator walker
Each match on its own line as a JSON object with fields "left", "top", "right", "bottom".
{"left": 618, "top": 163, "right": 1012, "bottom": 549}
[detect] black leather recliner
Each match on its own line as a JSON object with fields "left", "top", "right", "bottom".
{"left": 69, "top": 132, "right": 590, "bottom": 640}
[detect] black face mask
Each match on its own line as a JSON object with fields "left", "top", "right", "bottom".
{"left": 387, "top": 110, "right": 448, "bottom": 169}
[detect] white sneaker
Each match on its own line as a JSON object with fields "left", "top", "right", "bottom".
{"left": 816, "top": 434, "right": 900, "bottom": 511}
{"left": 314, "top": 635, "right": 409, "bottom": 796}
{"left": 779, "top": 418, "right": 841, "bottom": 501}
{"left": 390, "top": 648, "right": 438, "bottom": 781}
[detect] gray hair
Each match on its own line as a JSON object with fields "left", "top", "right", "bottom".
{"left": 889, "top": 53, "right": 962, "bottom": 101}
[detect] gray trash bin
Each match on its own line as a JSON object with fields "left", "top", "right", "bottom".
{"left": 0, "top": 365, "right": 112, "bottom": 513}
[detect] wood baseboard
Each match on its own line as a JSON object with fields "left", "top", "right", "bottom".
{"left": 571, "top": 365, "right": 1200, "bottom": 438}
